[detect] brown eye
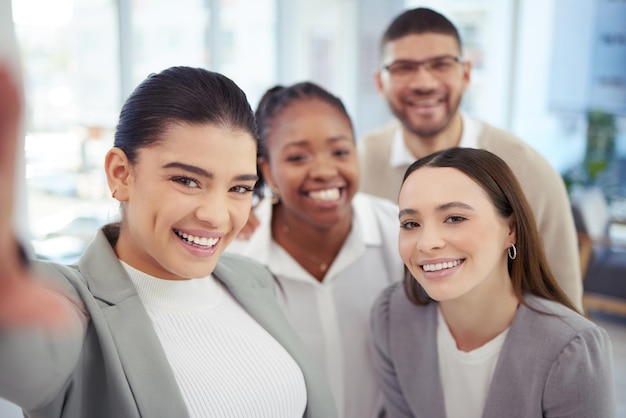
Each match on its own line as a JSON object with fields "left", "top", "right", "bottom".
{"left": 172, "top": 176, "right": 200, "bottom": 188}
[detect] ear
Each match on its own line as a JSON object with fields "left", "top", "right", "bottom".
{"left": 461, "top": 59, "right": 472, "bottom": 90}
{"left": 506, "top": 216, "right": 516, "bottom": 247}
{"left": 105, "top": 147, "right": 131, "bottom": 202}
{"left": 374, "top": 69, "right": 385, "bottom": 96}
{"left": 257, "top": 156, "right": 276, "bottom": 189}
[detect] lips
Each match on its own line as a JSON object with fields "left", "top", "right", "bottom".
{"left": 421, "top": 259, "right": 463, "bottom": 272}
{"left": 407, "top": 98, "right": 440, "bottom": 107}
{"left": 174, "top": 229, "right": 219, "bottom": 248}
{"left": 307, "top": 187, "right": 341, "bottom": 202}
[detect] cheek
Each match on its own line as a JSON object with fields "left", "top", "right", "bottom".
{"left": 388, "top": 83, "right": 405, "bottom": 98}
{"left": 341, "top": 160, "right": 360, "bottom": 181}
{"left": 398, "top": 234, "right": 415, "bottom": 264}
{"left": 230, "top": 197, "right": 252, "bottom": 230}
{"left": 275, "top": 168, "right": 303, "bottom": 196}
{"left": 447, "top": 79, "right": 467, "bottom": 96}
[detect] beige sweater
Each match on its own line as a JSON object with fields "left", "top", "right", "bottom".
{"left": 358, "top": 120, "right": 583, "bottom": 311}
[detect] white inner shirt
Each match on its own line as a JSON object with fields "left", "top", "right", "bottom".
{"left": 122, "top": 262, "right": 307, "bottom": 418}
{"left": 437, "top": 307, "right": 509, "bottom": 418}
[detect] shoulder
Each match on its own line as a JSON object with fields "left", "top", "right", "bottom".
{"left": 354, "top": 193, "right": 399, "bottom": 221}
{"left": 371, "top": 282, "right": 403, "bottom": 342}
{"left": 478, "top": 122, "right": 557, "bottom": 174}
{"left": 358, "top": 121, "right": 398, "bottom": 149}
{"left": 477, "top": 122, "right": 566, "bottom": 197}
{"left": 371, "top": 283, "right": 438, "bottom": 358}
{"left": 518, "top": 298, "right": 615, "bottom": 415}
{"left": 215, "top": 252, "right": 275, "bottom": 289}
{"left": 371, "top": 282, "right": 433, "bottom": 334}
{"left": 31, "top": 259, "right": 88, "bottom": 297}
{"left": 515, "top": 296, "right": 610, "bottom": 353}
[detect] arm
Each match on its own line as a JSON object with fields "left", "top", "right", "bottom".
{"left": 0, "top": 63, "right": 87, "bottom": 410}
{"left": 0, "top": 64, "right": 80, "bottom": 328}
{"left": 371, "top": 285, "right": 415, "bottom": 418}
{"left": 543, "top": 326, "right": 616, "bottom": 418}
{"left": 532, "top": 169, "right": 583, "bottom": 311}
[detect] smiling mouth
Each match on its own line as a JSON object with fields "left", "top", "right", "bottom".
{"left": 422, "top": 259, "right": 463, "bottom": 272}
{"left": 174, "top": 230, "right": 219, "bottom": 249}
{"left": 308, "top": 187, "right": 341, "bottom": 201}
{"left": 409, "top": 98, "right": 440, "bottom": 106}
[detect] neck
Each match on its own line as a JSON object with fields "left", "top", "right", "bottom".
{"left": 439, "top": 274, "right": 519, "bottom": 352}
{"left": 270, "top": 204, "right": 352, "bottom": 282}
{"left": 403, "top": 112, "right": 463, "bottom": 159}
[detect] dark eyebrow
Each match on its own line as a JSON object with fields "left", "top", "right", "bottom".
{"left": 398, "top": 208, "right": 418, "bottom": 220}
{"left": 328, "top": 135, "right": 353, "bottom": 144}
{"left": 284, "top": 135, "right": 353, "bottom": 149}
{"left": 162, "top": 162, "right": 258, "bottom": 182}
{"left": 236, "top": 174, "right": 260, "bottom": 182}
{"left": 390, "top": 55, "right": 460, "bottom": 65}
{"left": 398, "top": 202, "right": 474, "bottom": 220}
{"left": 439, "top": 201, "right": 475, "bottom": 211}
{"left": 163, "top": 162, "right": 212, "bottom": 178}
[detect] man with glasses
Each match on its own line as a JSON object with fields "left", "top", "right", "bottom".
{"left": 359, "top": 7, "right": 583, "bottom": 310}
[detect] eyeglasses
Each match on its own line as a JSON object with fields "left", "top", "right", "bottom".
{"left": 382, "top": 55, "right": 464, "bottom": 80}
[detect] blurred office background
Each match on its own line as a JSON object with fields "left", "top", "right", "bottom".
{"left": 2, "top": 0, "right": 625, "bottom": 416}
{"left": 8, "top": 0, "right": 625, "bottom": 263}
{"left": 7, "top": 0, "right": 625, "bottom": 260}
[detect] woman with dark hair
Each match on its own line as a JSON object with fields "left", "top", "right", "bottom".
{"left": 0, "top": 65, "right": 336, "bottom": 418}
{"left": 227, "top": 82, "right": 403, "bottom": 418}
{"left": 371, "top": 147, "right": 615, "bottom": 418}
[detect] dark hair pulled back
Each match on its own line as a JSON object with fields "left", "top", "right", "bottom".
{"left": 114, "top": 66, "right": 257, "bottom": 164}
{"left": 254, "top": 82, "right": 353, "bottom": 161}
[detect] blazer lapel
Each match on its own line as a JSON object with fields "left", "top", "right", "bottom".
{"left": 79, "top": 230, "right": 189, "bottom": 417}
{"left": 212, "top": 255, "right": 337, "bottom": 418}
{"left": 482, "top": 302, "right": 541, "bottom": 418}
{"left": 390, "top": 293, "right": 446, "bottom": 418}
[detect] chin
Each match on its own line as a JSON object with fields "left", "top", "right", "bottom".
{"left": 173, "top": 259, "right": 220, "bottom": 280}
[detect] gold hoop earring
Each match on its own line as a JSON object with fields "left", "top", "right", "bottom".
{"left": 508, "top": 243, "right": 517, "bottom": 260}
{"left": 111, "top": 189, "right": 118, "bottom": 199}
{"left": 270, "top": 185, "right": 281, "bottom": 205}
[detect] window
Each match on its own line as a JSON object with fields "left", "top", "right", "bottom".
{"left": 13, "top": 0, "right": 277, "bottom": 263}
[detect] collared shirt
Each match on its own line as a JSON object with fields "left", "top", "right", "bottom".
{"left": 227, "top": 193, "right": 404, "bottom": 418}
{"left": 390, "top": 112, "right": 483, "bottom": 168}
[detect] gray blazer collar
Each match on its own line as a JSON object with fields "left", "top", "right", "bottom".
{"left": 77, "top": 228, "right": 333, "bottom": 418}
{"left": 78, "top": 229, "right": 189, "bottom": 417}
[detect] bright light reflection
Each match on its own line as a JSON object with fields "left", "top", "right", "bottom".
{"left": 47, "top": 85, "right": 73, "bottom": 107}
{"left": 12, "top": 0, "right": 74, "bottom": 26}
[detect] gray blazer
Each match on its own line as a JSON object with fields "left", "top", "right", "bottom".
{"left": 0, "top": 227, "right": 337, "bottom": 418}
{"left": 371, "top": 283, "right": 615, "bottom": 418}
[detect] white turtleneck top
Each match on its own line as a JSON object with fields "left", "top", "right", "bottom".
{"left": 122, "top": 262, "right": 307, "bottom": 418}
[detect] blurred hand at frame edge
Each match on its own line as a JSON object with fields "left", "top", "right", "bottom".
{"left": 0, "top": 63, "right": 82, "bottom": 331}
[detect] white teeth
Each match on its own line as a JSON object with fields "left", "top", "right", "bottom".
{"left": 176, "top": 231, "right": 218, "bottom": 248}
{"left": 422, "top": 260, "right": 461, "bottom": 272}
{"left": 309, "top": 188, "right": 340, "bottom": 201}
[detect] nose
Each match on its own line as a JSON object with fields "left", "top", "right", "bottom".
{"left": 406, "top": 65, "right": 439, "bottom": 91}
{"left": 309, "top": 154, "right": 339, "bottom": 179}
{"left": 195, "top": 192, "right": 230, "bottom": 228}
{"left": 416, "top": 223, "right": 445, "bottom": 253}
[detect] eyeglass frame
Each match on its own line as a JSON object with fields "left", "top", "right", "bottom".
{"left": 381, "top": 55, "right": 466, "bottom": 79}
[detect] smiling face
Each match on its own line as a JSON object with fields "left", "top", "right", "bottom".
{"left": 259, "top": 98, "right": 359, "bottom": 230}
{"left": 108, "top": 123, "right": 258, "bottom": 280}
{"left": 398, "top": 166, "right": 514, "bottom": 303}
{"left": 376, "top": 33, "right": 470, "bottom": 139}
